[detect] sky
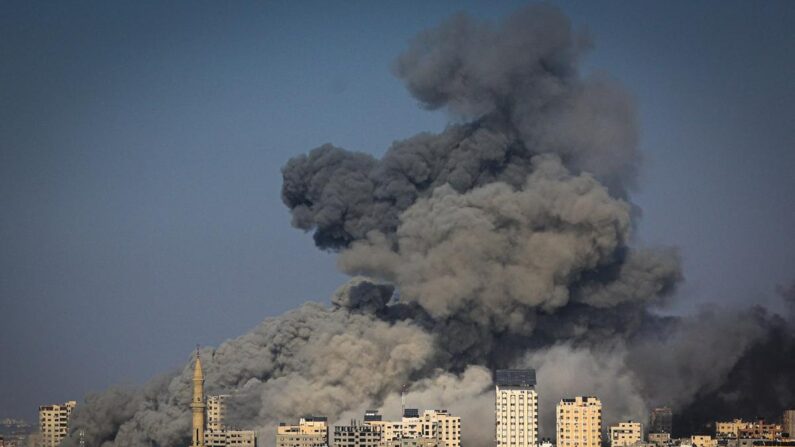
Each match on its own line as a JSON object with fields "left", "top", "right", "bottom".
{"left": 1, "top": 0, "right": 794, "bottom": 422}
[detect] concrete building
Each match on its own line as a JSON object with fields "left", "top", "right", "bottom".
{"left": 691, "top": 436, "right": 717, "bottom": 447}
{"left": 38, "top": 401, "right": 76, "bottom": 447}
{"left": 717, "top": 421, "right": 752, "bottom": 439}
{"left": 650, "top": 408, "right": 673, "bottom": 435}
{"left": 556, "top": 396, "right": 602, "bottom": 447}
{"left": 380, "top": 439, "right": 440, "bottom": 447}
{"left": 277, "top": 417, "right": 329, "bottom": 447}
{"left": 333, "top": 421, "right": 382, "bottom": 447}
{"left": 782, "top": 412, "right": 794, "bottom": 440}
{"left": 419, "top": 410, "right": 459, "bottom": 447}
{"left": 738, "top": 421, "right": 782, "bottom": 440}
{"left": 495, "top": 369, "right": 538, "bottom": 447}
{"left": 207, "top": 395, "right": 228, "bottom": 432}
{"left": 611, "top": 421, "right": 642, "bottom": 447}
{"left": 647, "top": 433, "right": 671, "bottom": 446}
{"left": 206, "top": 430, "right": 257, "bottom": 447}
{"left": 361, "top": 409, "right": 458, "bottom": 447}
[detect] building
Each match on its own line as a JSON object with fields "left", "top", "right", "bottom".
{"left": 418, "top": 410, "right": 459, "bottom": 447}
{"left": 648, "top": 432, "right": 671, "bottom": 446}
{"left": 650, "top": 408, "right": 673, "bottom": 435}
{"left": 782, "top": 412, "right": 794, "bottom": 440}
{"left": 361, "top": 409, "right": 457, "bottom": 447}
{"left": 207, "top": 395, "right": 228, "bottom": 432}
{"left": 364, "top": 419, "right": 401, "bottom": 443}
{"left": 276, "top": 417, "right": 329, "bottom": 447}
{"left": 717, "top": 421, "right": 752, "bottom": 439}
{"left": 691, "top": 436, "right": 717, "bottom": 447}
{"left": 495, "top": 369, "right": 538, "bottom": 447}
{"left": 206, "top": 430, "right": 257, "bottom": 447}
{"left": 611, "top": 421, "right": 642, "bottom": 447}
{"left": 333, "top": 420, "right": 382, "bottom": 447}
{"left": 38, "top": 401, "right": 77, "bottom": 447}
{"left": 738, "top": 421, "right": 782, "bottom": 440}
{"left": 556, "top": 396, "right": 602, "bottom": 447}
{"left": 204, "top": 394, "right": 256, "bottom": 447}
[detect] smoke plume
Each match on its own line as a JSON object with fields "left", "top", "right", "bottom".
{"left": 63, "top": 5, "right": 794, "bottom": 447}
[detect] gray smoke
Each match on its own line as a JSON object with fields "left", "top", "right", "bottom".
{"left": 62, "top": 5, "right": 793, "bottom": 447}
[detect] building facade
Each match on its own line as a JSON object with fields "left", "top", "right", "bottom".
{"left": 495, "top": 369, "right": 538, "bottom": 447}
{"left": 648, "top": 432, "right": 671, "bottom": 446}
{"left": 650, "top": 408, "right": 673, "bottom": 435}
{"left": 333, "top": 421, "right": 382, "bottom": 447}
{"left": 206, "top": 430, "right": 257, "bottom": 447}
{"left": 717, "top": 421, "right": 752, "bottom": 439}
{"left": 610, "top": 421, "right": 642, "bottom": 447}
{"left": 784, "top": 411, "right": 795, "bottom": 440}
{"left": 277, "top": 417, "right": 329, "bottom": 447}
{"left": 38, "top": 401, "right": 76, "bottom": 447}
{"left": 738, "top": 421, "right": 783, "bottom": 440}
{"left": 691, "top": 436, "right": 717, "bottom": 447}
{"left": 556, "top": 396, "right": 602, "bottom": 447}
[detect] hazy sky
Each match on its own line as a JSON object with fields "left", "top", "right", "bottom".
{"left": 1, "top": 0, "right": 793, "bottom": 421}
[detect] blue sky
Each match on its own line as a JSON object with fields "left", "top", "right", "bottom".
{"left": 1, "top": 0, "right": 794, "bottom": 421}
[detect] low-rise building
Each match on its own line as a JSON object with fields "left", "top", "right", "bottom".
{"left": 277, "top": 417, "right": 329, "bottom": 447}
{"left": 206, "top": 429, "right": 257, "bottom": 447}
{"left": 333, "top": 420, "right": 382, "bottom": 447}
{"left": 648, "top": 433, "right": 671, "bottom": 446}
{"left": 738, "top": 421, "right": 782, "bottom": 440}
{"left": 692, "top": 435, "right": 717, "bottom": 447}
{"left": 611, "top": 421, "right": 642, "bottom": 447}
{"left": 718, "top": 421, "right": 752, "bottom": 439}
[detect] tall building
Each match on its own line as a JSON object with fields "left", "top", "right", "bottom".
{"left": 204, "top": 394, "right": 256, "bottom": 447}
{"left": 784, "top": 411, "right": 795, "bottom": 439}
{"left": 495, "top": 369, "right": 538, "bottom": 447}
{"left": 38, "top": 401, "right": 76, "bottom": 447}
{"left": 207, "top": 395, "right": 227, "bottom": 432}
{"left": 191, "top": 350, "right": 206, "bottom": 447}
{"left": 333, "top": 420, "right": 382, "bottom": 447}
{"left": 556, "top": 396, "right": 602, "bottom": 447}
{"left": 610, "top": 421, "right": 642, "bottom": 447}
{"left": 649, "top": 408, "right": 672, "bottom": 435}
{"left": 276, "top": 417, "right": 328, "bottom": 447}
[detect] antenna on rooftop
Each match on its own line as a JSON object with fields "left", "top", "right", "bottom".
{"left": 400, "top": 384, "right": 407, "bottom": 418}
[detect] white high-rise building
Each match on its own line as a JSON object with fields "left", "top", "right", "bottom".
{"left": 495, "top": 369, "right": 538, "bottom": 447}
{"left": 38, "top": 401, "right": 77, "bottom": 447}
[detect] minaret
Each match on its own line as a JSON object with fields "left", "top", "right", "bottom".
{"left": 191, "top": 347, "right": 206, "bottom": 447}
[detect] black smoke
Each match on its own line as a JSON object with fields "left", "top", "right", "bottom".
{"left": 62, "top": 5, "right": 793, "bottom": 447}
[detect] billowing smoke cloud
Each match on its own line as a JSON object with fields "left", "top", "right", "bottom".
{"left": 63, "top": 4, "right": 794, "bottom": 447}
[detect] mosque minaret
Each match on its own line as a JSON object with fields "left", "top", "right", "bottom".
{"left": 191, "top": 348, "right": 206, "bottom": 447}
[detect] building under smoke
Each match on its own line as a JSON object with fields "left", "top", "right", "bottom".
{"left": 496, "top": 369, "right": 538, "bottom": 447}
